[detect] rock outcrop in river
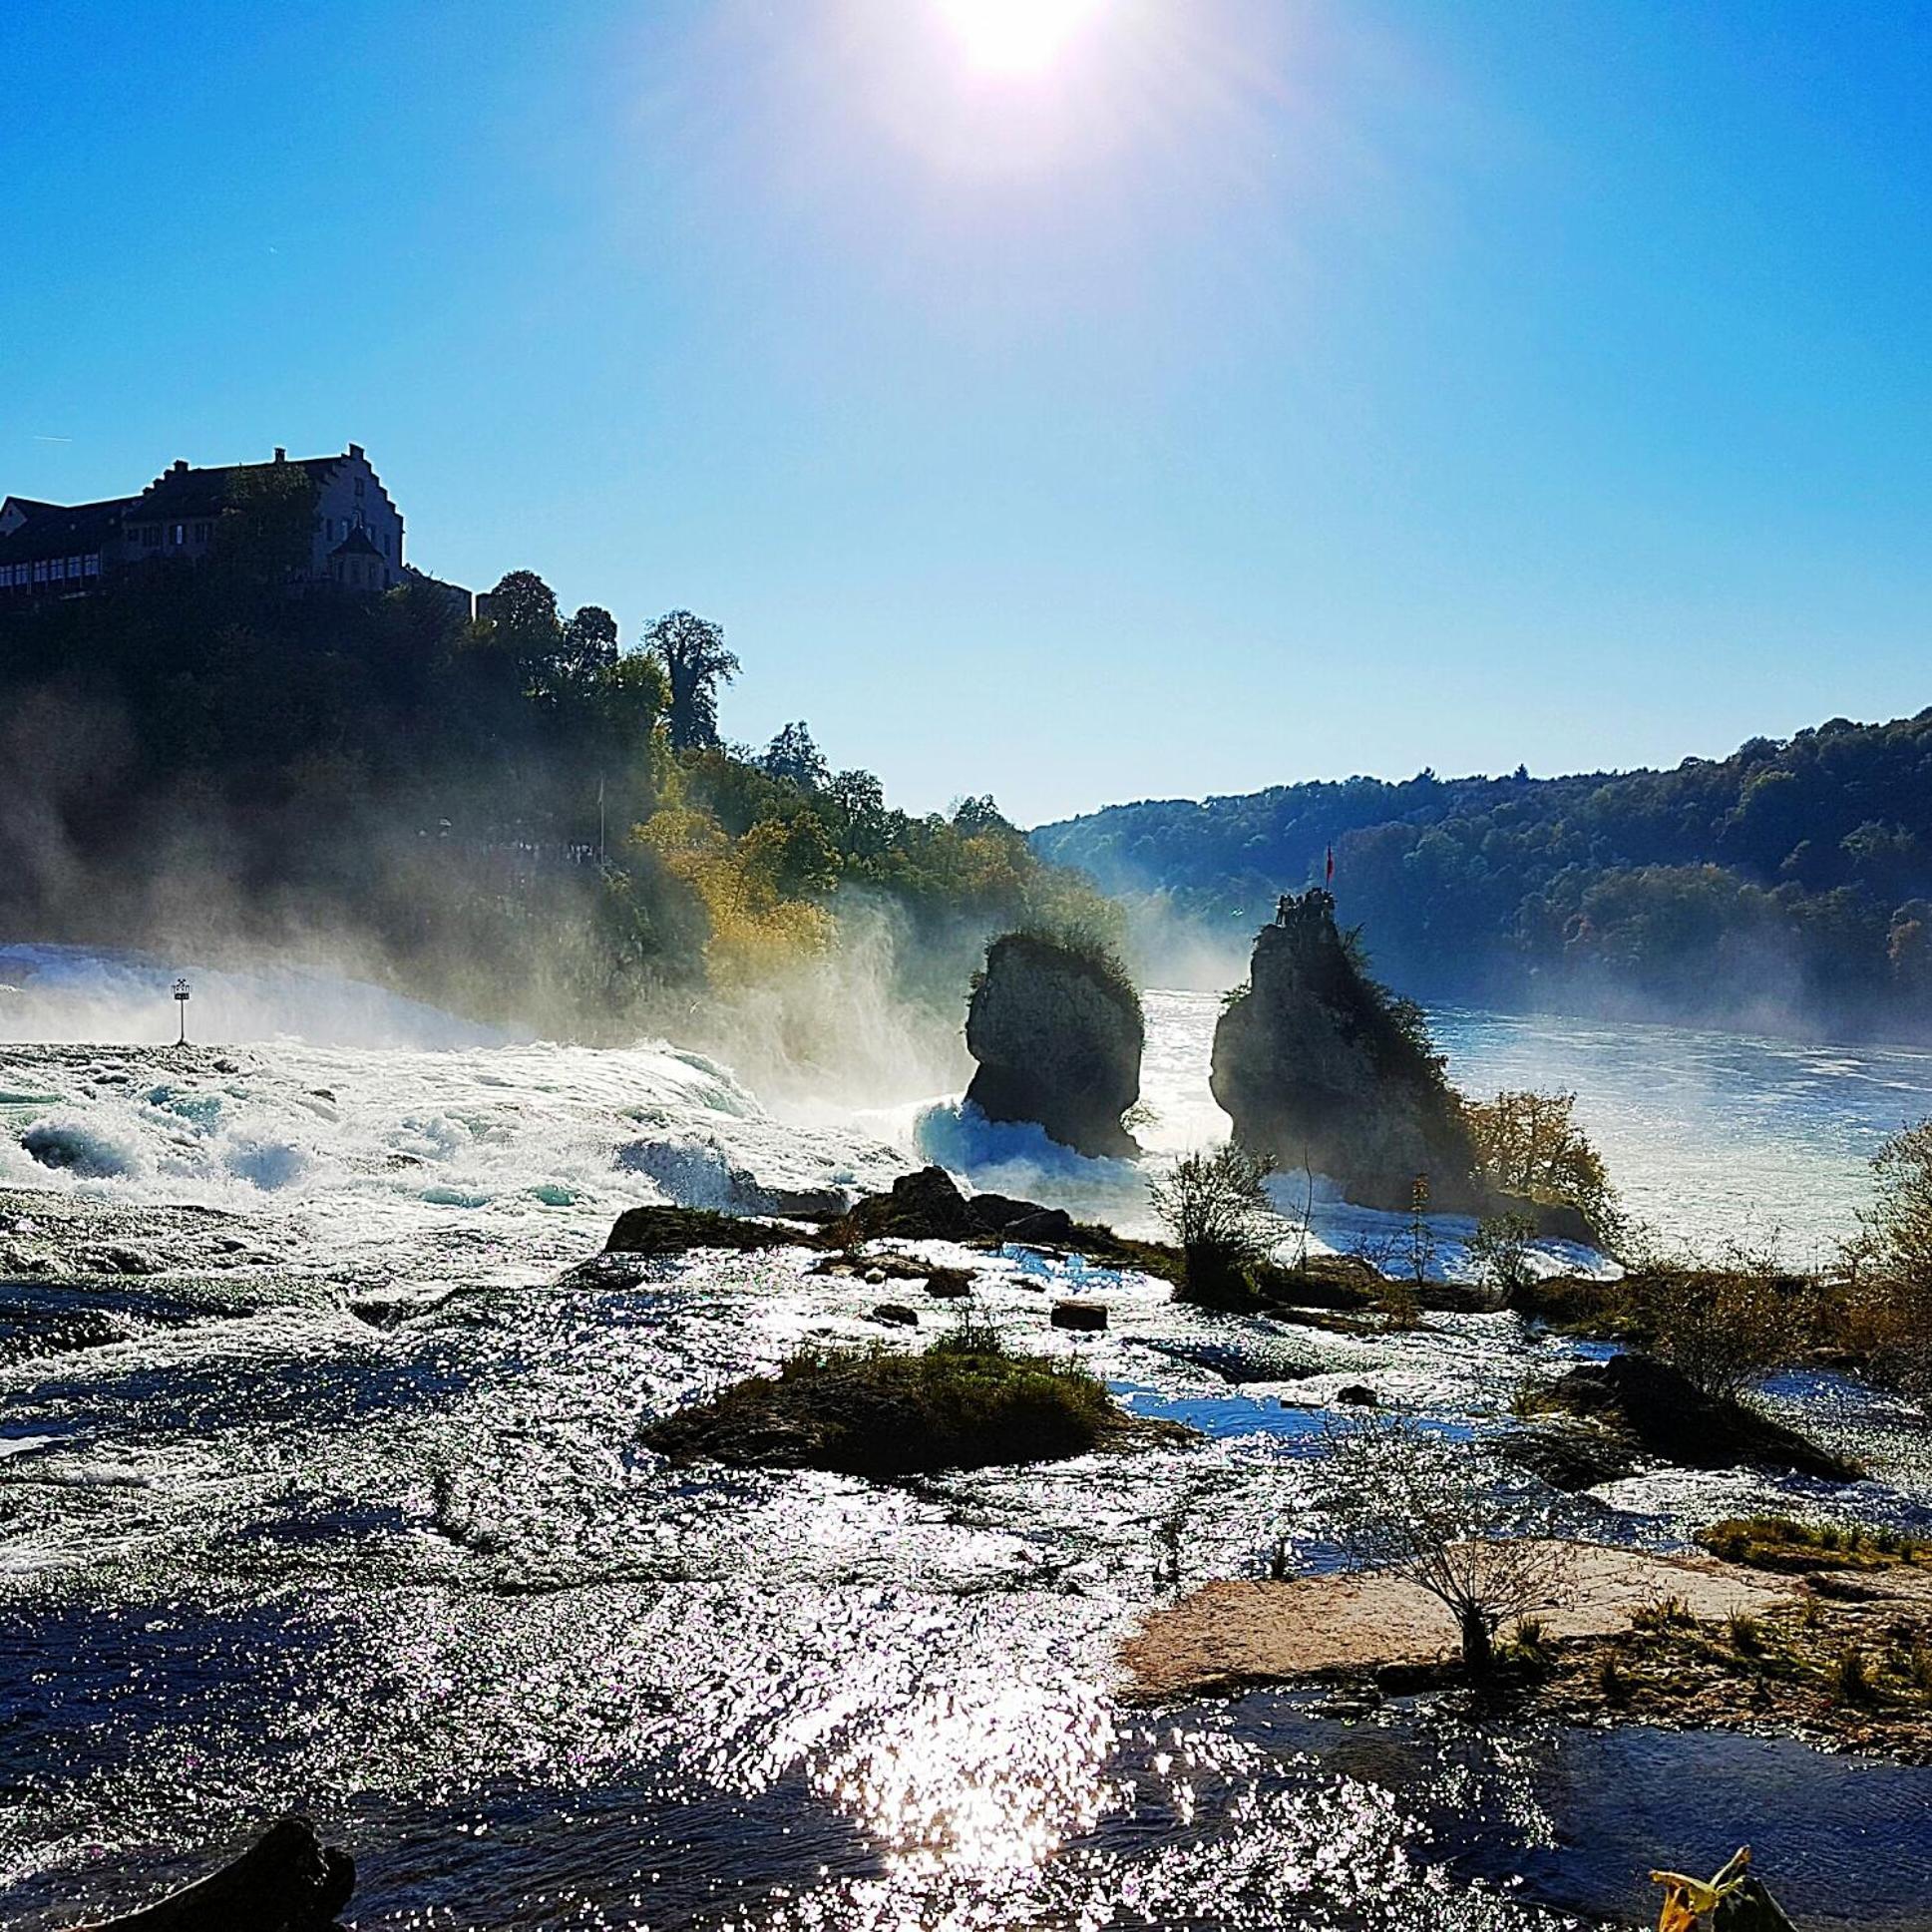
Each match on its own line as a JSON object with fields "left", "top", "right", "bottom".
{"left": 965, "top": 931, "right": 1144, "bottom": 1159}
{"left": 1210, "top": 891, "right": 1482, "bottom": 1211}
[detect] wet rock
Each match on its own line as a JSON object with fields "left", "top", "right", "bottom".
{"left": 924, "top": 1267, "right": 973, "bottom": 1299}
{"left": 603, "top": 1206, "right": 802, "bottom": 1258}
{"left": 1335, "top": 1384, "right": 1379, "bottom": 1407}
{"left": 1209, "top": 891, "right": 1482, "bottom": 1212}
{"left": 839, "top": 1167, "right": 1071, "bottom": 1247}
{"left": 76, "top": 1814, "right": 354, "bottom": 1931}
{"left": 1542, "top": 1352, "right": 1860, "bottom": 1482}
{"left": 1051, "top": 1300, "right": 1108, "bottom": 1333}
{"left": 964, "top": 931, "right": 1144, "bottom": 1159}
{"left": 78, "top": 1245, "right": 162, "bottom": 1276}
{"left": 863, "top": 1267, "right": 887, "bottom": 1285}
{"left": 1001, "top": 1207, "right": 1077, "bottom": 1246}
{"left": 1494, "top": 1421, "right": 1639, "bottom": 1490}
{"left": 869, "top": 1304, "right": 919, "bottom": 1328}
{"left": 842, "top": 1166, "right": 978, "bottom": 1242}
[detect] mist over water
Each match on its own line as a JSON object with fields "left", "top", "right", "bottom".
{"left": 3, "top": 950, "right": 1931, "bottom": 1929}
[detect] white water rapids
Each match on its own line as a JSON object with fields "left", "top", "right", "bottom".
{"left": 2, "top": 944, "right": 1931, "bottom": 1930}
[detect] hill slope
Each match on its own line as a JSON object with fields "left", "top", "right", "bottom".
{"left": 1033, "top": 710, "right": 1932, "bottom": 1038}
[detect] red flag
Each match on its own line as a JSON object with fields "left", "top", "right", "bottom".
{"left": 1325, "top": 846, "right": 1335, "bottom": 885}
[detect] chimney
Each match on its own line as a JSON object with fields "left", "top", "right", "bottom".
{"left": 172, "top": 458, "right": 189, "bottom": 474}
{"left": 273, "top": 446, "right": 286, "bottom": 462}
{"left": 347, "top": 443, "right": 364, "bottom": 461}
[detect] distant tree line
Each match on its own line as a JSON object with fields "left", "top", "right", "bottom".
{"left": 0, "top": 492, "right": 1109, "bottom": 1034}
{"left": 1033, "top": 713, "right": 1932, "bottom": 1037}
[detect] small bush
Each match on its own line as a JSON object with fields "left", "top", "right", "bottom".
{"left": 1598, "top": 1652, "right": 1632, "bottom": 1703}
{"left": 1635, "top": 1266, "right": 1797, "bottom": 1399}
{"left": 1631, "top": 1595, "right": 1695, "bottom": 1632}
{"left": 1726, "top": 1611, "right": 1765, "bottom": 1656}
{"left": 1825, "top": 1644, "right": 1878, "bottom": 1707}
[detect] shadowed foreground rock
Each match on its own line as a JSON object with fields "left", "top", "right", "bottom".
{"left": 1542, "top": 1352, "right": 1860, "bottom": 1482}
{"left": 965, "top": 931, "right": 1144, "bottom": 1159}
{"left": 77, "top": 1816, "right": 353, "bottom": 1931}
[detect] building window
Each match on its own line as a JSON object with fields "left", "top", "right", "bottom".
{"left": 143, "top": 526, "right": 160, "bottom": 547}
{"left": 354, "top": 476, "right": 365, "bottom": 497}
{"left": 33, "top": 560, "right": 48, "bottom": 581}
{"left": 85, "top": 555, "right": 100, "bottom": 577}
{"left": 171, "top": 524, "right": 184, "bottom": 546}
{"left": 193, "top": 522, "right": 210, "bottom": 543}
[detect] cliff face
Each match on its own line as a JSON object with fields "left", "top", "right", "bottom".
{"left": 965, "top": 933, "right": 1143, "bottom": 1160}
{"left": 1210, "top": 891, "right": 1480, "bottom": 1211}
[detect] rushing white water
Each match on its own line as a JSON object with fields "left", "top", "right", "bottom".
{"left": 3, "top": 947, "right": 1932, "bottom": 1931}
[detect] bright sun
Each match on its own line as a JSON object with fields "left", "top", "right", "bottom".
{"left": 935, "top": 0, "right": 1107, "bottom": 76}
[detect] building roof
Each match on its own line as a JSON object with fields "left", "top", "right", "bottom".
{"left": 129, "top": 453, "right": 346, "bottom": 523}
{"left": 0, "top": 496, "right": 136, "bottom": 566}
{"left": 328, "top": 526, "right": 384, "bottom": 559}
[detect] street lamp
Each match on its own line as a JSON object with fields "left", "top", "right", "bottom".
{"left": 173, "top": 976, "right": 191, "bottom": 1046}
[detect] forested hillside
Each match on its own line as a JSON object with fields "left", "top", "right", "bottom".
{"left": 0, "top": 484, "right": 1108, "bottom": 1070}
{"left": 1033, "top": 712, "right": 1932, "bottom": 1037}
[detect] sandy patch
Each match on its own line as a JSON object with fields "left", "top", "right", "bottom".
{"left": 1122, "top": 1542, "right": 1796, "bottom": 1700}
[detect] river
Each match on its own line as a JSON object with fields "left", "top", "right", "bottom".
{"left": 2, "top": 946, "right": 1929, "bottom": 1929}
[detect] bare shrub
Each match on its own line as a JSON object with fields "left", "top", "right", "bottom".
{"left": 1319, "top": 1414, "right": 1575, "bottom": 1673}
{"left": 1150, "top": 1143, "right": 1275, "bottom": 1302}
{"left": 1469, "top": 1212, "right": 1538, "bottom": 1292}
{"left": 1635, "top": 1262, "right": 1793, "bottom": 1400}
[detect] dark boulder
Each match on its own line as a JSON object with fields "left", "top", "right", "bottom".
{"left": 965, "top": 932, "right": 1144, "bottom": 1160}
{"left": 841, "top": 1166, "right": 980, "bottom": 1241}
{"left": 1209, "top": 892, "right": 1482, "bottom": 1212}
{"left": 869, "top": 1303, "right": 920, "bottom": 1327}
{"left": 1494, "top": 1421, "right": 1640, "bottom": 1490}
{"left": 838, "top": 1168, "right": 1074, "bottom": 1248}
{"left": 78, "top": 1815, "right": 354, "bottom": 1931}
{"left": 1051, "top": 1299, "right": 1108, "bottom": 1332}
{"left": 1335, "top": 1384, "right": 1380, "bottom": 1407}
{"left": 1543, "top": 1352, "right": 1859, "bottom": 1482}
{"left": 604, "top": 1206, "right": 800, "bottom": 1258}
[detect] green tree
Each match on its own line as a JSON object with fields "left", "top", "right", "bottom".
{"left": 646, "top": 609, "right": 739, "bottom": 749}
{"left": 561, "top": 603, "right": 620, "bottom": 681}
{"left": 216, "top": 462, "right": 317, "bottom": 585}
{"left": 761, "top": 720, "right": 830, "bottom": 791}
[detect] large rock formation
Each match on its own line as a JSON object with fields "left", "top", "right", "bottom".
{"left": 1210, "top": 891, "right": 1481, "bottom": 1211}
{"left": 965, "top": 932, "right": 1144, "bottom": 1160}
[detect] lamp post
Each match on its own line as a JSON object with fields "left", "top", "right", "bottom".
{"left": 173, "top": 976, "right": 191, "bottom": 1046}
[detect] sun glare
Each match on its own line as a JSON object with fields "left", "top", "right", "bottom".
{"left": 935, "top": 0, "right": 1107, "bottom": 76}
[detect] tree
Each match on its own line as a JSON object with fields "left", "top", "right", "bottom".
{"left": 646, "top": 609, "right": 739, "bottom": 750}
{"left": 1851, "top": 1119, "right": 1932, "bottom": 1390}
{"left": 561, "top": 604, "right": 620, "bottom": 681}
{"left": 216, "top": 462, "right": 317, "bottom": 585}
{"left": 1465, "top": 1089, "right": 1620, "bottom": 1244}
{"left": 1148, "top": 1143, "right": 1275, "bottom": 1303}
{"left": 1320, "top": 1414, "right": 1574, "bottom": 1673}
{"left": 951, "top": 794, "right": 1013, "bottom": 838}
{"left": 761, "top": 720, "right": 829, "bottom": 791}
{"left": 484, "top": 571, "right": 566, "bottom": 684}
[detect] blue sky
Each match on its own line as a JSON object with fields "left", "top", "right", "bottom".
{"left": 5, "top": 1, "right": 1929, "bottom": 824}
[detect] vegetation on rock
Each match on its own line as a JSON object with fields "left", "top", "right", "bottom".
{"left": 641, "top": 1324, "right": 1186, "bottom": 1476}
{"left": 1211, "top": 892, "right": 1484, "bottom": 1213}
